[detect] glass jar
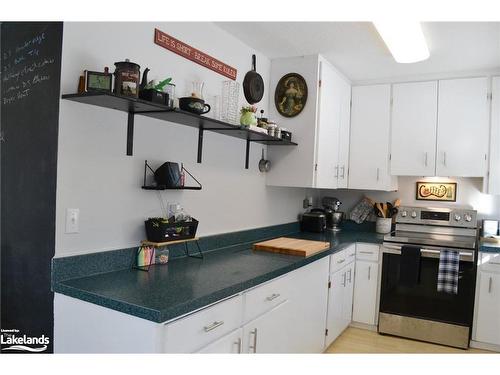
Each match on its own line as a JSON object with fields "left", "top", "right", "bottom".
{"left": 164, "top": 83, "right": 176, "bottom": 108}
{"left": 267, "top": 122, "right": 277, "bottom": 137}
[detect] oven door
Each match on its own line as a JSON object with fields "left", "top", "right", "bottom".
{"left": 380, "top": 243, "right": 476, "bottom": 326}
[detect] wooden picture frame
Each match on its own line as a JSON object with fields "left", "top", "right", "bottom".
{"left": 416, "top": 182, "right": 457, "bottom": 202}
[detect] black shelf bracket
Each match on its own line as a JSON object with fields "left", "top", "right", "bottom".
{"left": 197, "top": 126, "right": 204, "bottom": 164}
{"left": 245, "top": 138, "right": 250, "bottom": 169}
{"left": 127, "top": 112, "right": 134, "bottom": 156}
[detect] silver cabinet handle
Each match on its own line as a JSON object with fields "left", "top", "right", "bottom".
{"left": 340, "top": 165, "right": 345, "bottom": 179}
{"left": 359, "top": 251, "right": 373, "bottom": 255}
{"left": 234, "top": 337, "right": 242, "bottom": 354}
{"left": 489, "top": 277, "right": 493, "bottom": 293}
{"left": 424, "top": 152, "right": 428, "bottom": 167}
{"left": 347, "top": 269, "right": 352, "bottom": 283}
{"left": 334, "top": 165, "right": 339, "bottom": 178}
{"left": 368, "top": 266, "right": 371, "bottom": 281}
{"left": 376, "top": 168, "right": 380, "bottom": 181}
{"left": 341, "top": 272, "right": 346, "bottom": 287}
{"left": 249, "top": 329, "right": 258, "bottom": 353}
{"left": 443, "top": 152, "right": 447, "bottom": 166}
{"left": 266, "top": 293, "right": 280, "bottom": 301}
{"left": 337, "top": 258, "right": 345, "bottom": 264}
{"left": 203, "top": 321, "right": 224, "bottom": 332}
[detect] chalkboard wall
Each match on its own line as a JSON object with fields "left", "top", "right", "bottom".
{"left": 1, "top": 22, "right": 63, "bottom": 353}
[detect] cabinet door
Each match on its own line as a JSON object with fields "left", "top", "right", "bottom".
{"left": 337, "top": 78, "right": 352, "bottom": 188}
{"left": 242, "top": 300, "right": 293, "bottom": 353}
{"left": 475, "top": 272, "right": 500, "bottom": 345}
{"left": 349, "top": 85, "right": 397, "bottom": 191}
{"left": 488, "top": 77, "right": 500, "bottom": 194}
{"left": 314, "top": 59, "right": 341, "bottom": 189}
{"left": 436, "top": 77, "right": 489, "bottom": 177}
{"left": 342, "top": 263, "right": 355, "bottom": 329}
{"left": 352, "top": 260, "right": 379, "bottom": 325}
{"left": 325, "top": 268, "right": 346, "bottom": 347}
{"left": 266, "top": 55, "right": 321, "bottom": 188}
{"left": 287, "top": 256, "right": 329, "bottom": 353}
{"left": 391, "top": 81, "right": 438, "bottom": 176}
{"left": 197, "top": 329, "right": 243, "bottom": 353}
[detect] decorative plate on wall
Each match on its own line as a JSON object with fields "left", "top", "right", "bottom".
{"left": 274, "top": 73, "right": 308, "bottom": 118}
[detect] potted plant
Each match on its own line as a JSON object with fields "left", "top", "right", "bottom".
{"left": 240, "top": 105, "right": 258, "bottom": 126}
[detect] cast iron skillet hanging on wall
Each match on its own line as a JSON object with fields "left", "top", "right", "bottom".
{"left": 243, "top": 54, "right": 264, "bottom": 104}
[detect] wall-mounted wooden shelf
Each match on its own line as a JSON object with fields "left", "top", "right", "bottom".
{"left": 61, "top": 92, "right": 298, "bottom": 169}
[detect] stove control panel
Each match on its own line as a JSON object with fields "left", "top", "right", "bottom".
{"left": 395, "top": 206, "right": 477, "bottom": 228}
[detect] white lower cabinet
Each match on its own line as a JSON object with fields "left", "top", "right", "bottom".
{"left": 55, "top": 243, "right": 376, "bottom": 353}
{"left": 242, "top": 301, "right": 293, "bottom": 353}
{"left": 325, "top": 253, "right": 354, "bottom": 347}
{"left": 197, "top": 329, "right": 243, "bottom": 353}
{"left": 352, "top": 244, "right": 380, "bottom": 326}
{"left": 474, "top": 270, "right": 500, "bottom": 346}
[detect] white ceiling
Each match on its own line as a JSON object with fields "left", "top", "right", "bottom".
{"left": 216, "top": 22, "right": 500, "bottom": 83}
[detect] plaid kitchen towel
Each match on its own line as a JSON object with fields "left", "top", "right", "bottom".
{"left": 437, "top": 249, "right": 460, "bottom": 294}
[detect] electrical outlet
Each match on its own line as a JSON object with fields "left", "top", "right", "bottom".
{"left": 65, "top": 208, "right": 80, "bottom": 233}
{"left": 303, "top": 196, "right": 313, "bottom": 209}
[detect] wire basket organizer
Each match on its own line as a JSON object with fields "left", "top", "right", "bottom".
{"left": 221, "top": 80, "right": 240, "bottom": 125}
{"left": 145, "top": 218, "right": 199, "bottom": 243}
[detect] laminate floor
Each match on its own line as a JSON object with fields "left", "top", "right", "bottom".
{"left": 325, "top": 327, "right": 493, "bottom": 354}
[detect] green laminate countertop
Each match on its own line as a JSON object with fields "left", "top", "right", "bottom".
{"left": 479, "top": 240, "right": 500, "bottom": 253}
{"left": 53, "top": 229, "right": 384, "bottom": 323}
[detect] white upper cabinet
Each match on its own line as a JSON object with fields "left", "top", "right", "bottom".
{"left": 436, "top": 77, "right": 489, "bottom": 177}
{"left": 337, "top": 69, "right": 352, "bottom": 189}
{"left": 266, "top": 55, "right": 351, "bottom": 189}
{"left": 390, "top": 81, "right": 438, "bottom": 176}
{"left": 315, "top": 57, "right": 352, "bottom": 189}
{"left": 349, "top": 84, "right": 398, "bottom": 191}
{"left": 487, "top": 77, "right": 500, "bottom": 194}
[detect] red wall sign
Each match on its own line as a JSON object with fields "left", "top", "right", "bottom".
{"left": 154, "top": 28, "right": 237, "bottom": 80}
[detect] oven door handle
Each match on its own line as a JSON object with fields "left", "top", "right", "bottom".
{"left": 382, "top": 243, "right": 475, "bottom": 263}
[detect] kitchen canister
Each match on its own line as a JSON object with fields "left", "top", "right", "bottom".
{"left": 114, "top": 59, "right": 141, "bottom": 98}
{"left": 376, "top": 217, "right": 392, "bottom": 234}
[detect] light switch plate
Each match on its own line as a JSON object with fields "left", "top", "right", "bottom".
{"left": 65, "top": 208, "right": 80, "bottom": 233}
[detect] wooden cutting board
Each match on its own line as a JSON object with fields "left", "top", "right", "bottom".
{"left": 253, "top": 237, "right": 330, "bottom": 257}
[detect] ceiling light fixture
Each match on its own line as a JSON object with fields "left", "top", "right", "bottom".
{"left": 373, "top": 21, "right": 430, "bottom": 63}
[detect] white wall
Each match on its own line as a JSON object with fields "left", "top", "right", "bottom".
{"left": 318, "top": 177, "right": 500, "bottom": 220}
{"left": 56, "top": 22, "right": 306, "bottom": 256}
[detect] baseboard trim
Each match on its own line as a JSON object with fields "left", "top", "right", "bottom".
{"left": 470, "top": 340, "right": 500, "bottom": 353}
{"left": 350, "top": 321, "right": 378, "bottom": 332}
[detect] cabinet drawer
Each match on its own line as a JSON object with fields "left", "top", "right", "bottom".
{"left": 356, "top": 243, "right": 379, "bottom": 262}
{"left": 479, "top": 252, "right": 500, "bottom": 273}
{"left": 330, "top": 250, "right": 348, "bottom": 274}
{"left": 243, "top": 273, "right": 291, "bottom": 323}
{"left": 164, "top": 295, "right": 243, "bottom": 353}
{"left": 346, "top": 244, "right": 356, "bottom": 263}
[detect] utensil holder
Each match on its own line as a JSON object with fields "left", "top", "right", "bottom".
{"left": 376, "top": 217, "right": 392, "bottom": 234}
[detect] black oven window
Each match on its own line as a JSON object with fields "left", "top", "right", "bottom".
{"left": 379, "top": 253, "right": 475, "bottom": 326}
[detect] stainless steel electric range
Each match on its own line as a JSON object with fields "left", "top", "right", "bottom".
{"left": 379, "top": 206, "right": 478, "bottom": 349}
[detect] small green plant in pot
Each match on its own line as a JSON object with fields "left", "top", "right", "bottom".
{"left": 240, "top": 105, "right": 258, "bottom": 126}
